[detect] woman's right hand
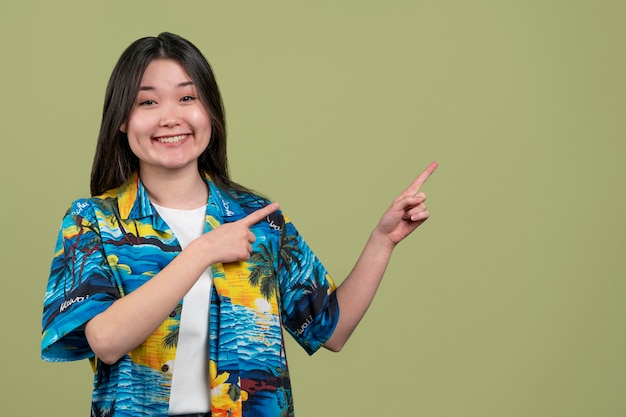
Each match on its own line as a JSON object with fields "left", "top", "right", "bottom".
{"left": 196, "top": 202, "right": 280, "bottom": 265}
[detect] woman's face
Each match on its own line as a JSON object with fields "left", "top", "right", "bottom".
{"left": 122, "top": 58, "right": 212, "bottom": 176}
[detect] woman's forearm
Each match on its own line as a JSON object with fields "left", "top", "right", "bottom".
{"left": 84, "top": 202, "right": 279, "bottom": 365}
{"left": 323, "top": 230, "right": 395, "bottom": 352}
{"left": 84, "top": 240, "right": 211, "bottom": 364}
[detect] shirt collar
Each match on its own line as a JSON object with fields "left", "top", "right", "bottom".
{"left": 115, "top": 172, "right": 247, "bottom": 223}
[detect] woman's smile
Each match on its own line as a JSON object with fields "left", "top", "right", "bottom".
{"left": 154, "top": 134, "right": 189, "bottom": 144}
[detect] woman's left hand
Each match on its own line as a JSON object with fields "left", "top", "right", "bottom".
{"left": 374, "top": 161, "right": 438, "bottom": 247}
{"left": 324, "top": 161, "right": 438, "bottom": 352}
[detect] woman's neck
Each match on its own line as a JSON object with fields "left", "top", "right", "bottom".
{"left": 138, "top": 165, "right": 209, "bottom": 210}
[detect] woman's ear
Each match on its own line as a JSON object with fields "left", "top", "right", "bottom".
{"left": 120, "top": 123, "right": 127, "bottom": 133}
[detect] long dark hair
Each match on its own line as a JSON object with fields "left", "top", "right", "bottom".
{"left": 90, "top": 32, "right": 249, "bottom": 197}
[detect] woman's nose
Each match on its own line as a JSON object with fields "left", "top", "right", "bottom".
{"left": 159, "top": 105, "right": 181, "bottom": 127}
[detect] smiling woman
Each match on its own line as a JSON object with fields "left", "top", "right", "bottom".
{"left": 89, "top": 33, "right": 235, "bottom": 200}
{"left": 40, "top": 32, "right": 436, "bottom": 417}
{"left": 121, "top": 59, "right": 213, "bottom": 208}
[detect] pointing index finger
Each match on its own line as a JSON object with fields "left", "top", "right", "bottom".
{"left": 240, "top": 202, "right": 280, "bottom": 227}
{"left": 405, "top": 161, "right": 438, "bottom": 196}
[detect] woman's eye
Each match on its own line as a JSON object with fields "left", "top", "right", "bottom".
{"left": 139, "top": 99, "right": 156, "bottom": 106}
{"left": 181, "top": 95, "right": 196, "bottom": 102}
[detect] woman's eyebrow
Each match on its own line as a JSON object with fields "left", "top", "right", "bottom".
{"left": 138, "top": 81, "right": 194, "bottom": 91}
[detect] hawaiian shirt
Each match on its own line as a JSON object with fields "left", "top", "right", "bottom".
{"left": 41, "top": 173, "right": 339, "bottom": 417}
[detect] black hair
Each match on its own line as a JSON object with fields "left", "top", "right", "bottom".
{"left": 90, "top": 32, "right": 251, "bottom": 197}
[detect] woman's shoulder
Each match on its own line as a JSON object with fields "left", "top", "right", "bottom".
{"left": 62, "top": 194, "right": 119, "bottom": 221}
{"left": 212, "top": 180, "right": 271, "bottom": 210}
{"left": 233, "top": 190, "right": 271, "bottom": 209}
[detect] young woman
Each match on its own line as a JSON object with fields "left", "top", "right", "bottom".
{"left": 41, "top": 32, "right": 437, "bottom": 417}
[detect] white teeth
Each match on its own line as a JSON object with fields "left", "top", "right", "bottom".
{"left": 156, "top": 135, "right": 187, "bottom": 143}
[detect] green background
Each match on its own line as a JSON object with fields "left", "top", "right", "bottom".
{"left": 1, "top": 1, "right": 624, "bottom": 416}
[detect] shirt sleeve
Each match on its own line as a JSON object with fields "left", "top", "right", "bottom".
{"left": 277, "top": 215, "right": 339, "bottom": 355}
{"left": 41, "top": 199, "right": 121, "bottom": 362}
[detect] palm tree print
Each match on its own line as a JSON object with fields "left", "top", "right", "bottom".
{"left": 162, "top": 303, "right": 183, "bottom": 349}
{"left": 248, "top": 243, "right": 276, "bottom": 301}
{"left": 248, "top": 225, "right": 304, "bottom": 301}
{"left": 277, "top": 230, "right": 303, "bottom": 276}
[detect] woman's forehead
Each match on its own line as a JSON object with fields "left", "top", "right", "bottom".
{"left": 139, "top": 59, "right": 193, "bottom": 87}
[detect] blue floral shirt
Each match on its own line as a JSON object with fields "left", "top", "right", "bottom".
{"left": 41, "top": 173, "right": 339, "bottom": 417}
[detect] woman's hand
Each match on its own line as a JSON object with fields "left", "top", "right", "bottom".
{"left": 197, "top": 202, "right": 280, "bottom": 264}
{"left": 373, "top": 161, "right": 438, "bottom": 248}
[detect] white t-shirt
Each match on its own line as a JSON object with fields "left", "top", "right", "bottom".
{"left": 153, "top": 203, "right": 212, "bottom": 415}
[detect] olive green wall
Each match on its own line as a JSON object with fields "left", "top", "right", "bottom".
{"left": 1, "top": 1, "right": 624, "bottom": 416}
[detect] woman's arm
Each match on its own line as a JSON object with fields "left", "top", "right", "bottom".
{"left": 85, "top": 203, "right": 279, "bottom": 364}
{"left": 324, "top": 162, "right": 437, "bottom": 352}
